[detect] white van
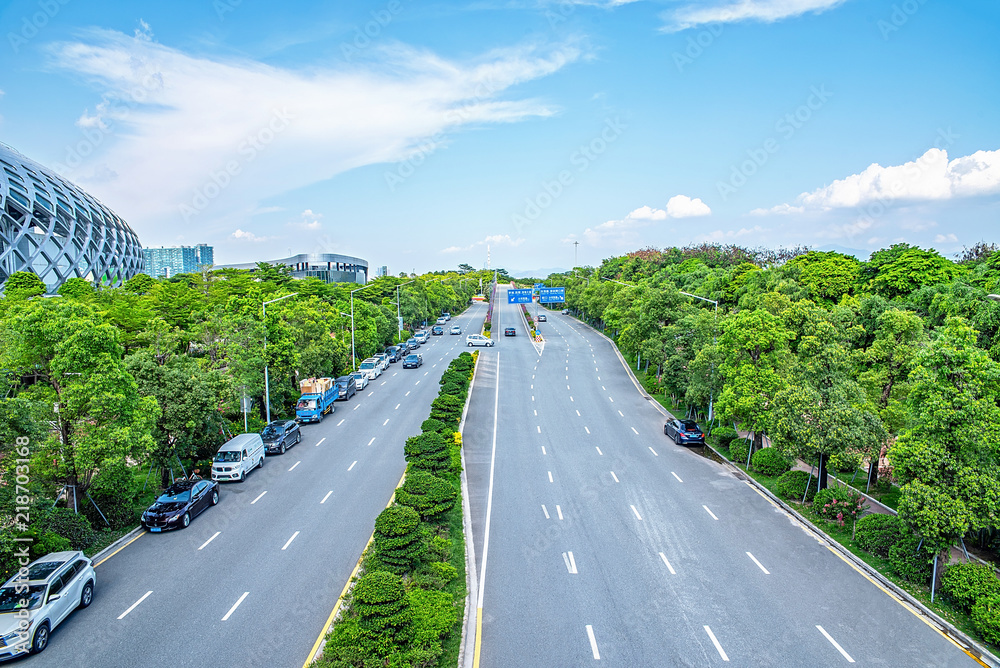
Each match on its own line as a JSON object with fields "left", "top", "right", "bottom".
{"left": 359, "top": 358, "right": 381, "bottom": 380}
{"left": 211, "top": 433, "right": 265, "bottom": 483}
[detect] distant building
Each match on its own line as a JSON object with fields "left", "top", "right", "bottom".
{"left": 141, "top": 244, "right": 214, "bottom": 278}
{"left": 217, "top": 252, "right": 368, "bottom": 284}
{"left": 376, "top": 265, "right": 388, "bottom": 277}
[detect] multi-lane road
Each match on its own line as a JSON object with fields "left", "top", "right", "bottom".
{"left": 463, "top": 286, "right": 979, "bottom": 667}
{"left": 26, "top": 303, "right": 487, "bottom": 668}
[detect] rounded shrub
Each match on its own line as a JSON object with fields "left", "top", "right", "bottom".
{"left": 353, "top": 570, "right": 414, "bottom": 650}
{"left": 971, "top": 594, "right": 1000, "bottom": 646}
{"left": 430, "top": 394, "right": 464, "bottom": 424}
{"left": 405, "top": 432, "right": 453, "bottom": 474}
{"left": 395, "top": 471, "right": 458, "bottom": 521}
{"left": 372, "top": 506, "right": 425, "bottom": 574}
{"left": 774, "top": 470, "right": 815, "bottom": 502}
{"left": 940, "top": 562, "right": 1000, "bottom": 613}
{"left": 854, "top": 513, "right": 905, "bottom": 558}
{"left": 39, "top": 507, "right": 96, "bottom": 550}
{"left": 814, "top": 487, "right": 867, "bottom": 525}
{"left": 888, "top": 534, "right": 933, "bottom": 585}
{"left": 711, "top": 427, "right": 739, "bottom": 449}
{"left": 729, "top": 439, "right": 749, "bottom": 466}
{"left": 420, "top": 418, "right": 451, "bottom": 436}
{"left": 751, "top": 447, "right": 792, "bottom": 477}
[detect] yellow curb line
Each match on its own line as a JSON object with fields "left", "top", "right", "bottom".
{"left": 93, "top": 530, "right": 144, "bottom": 568}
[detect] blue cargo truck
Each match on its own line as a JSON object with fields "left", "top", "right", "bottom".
{"left": 296, "top": 377, "right": 337, "bottom": 423}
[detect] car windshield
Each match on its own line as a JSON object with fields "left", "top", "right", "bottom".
{"left": 157, "top": 488, "right": 191, "bottom": 503}
{"left": 679, "top": 420, "right": 700, "bottom": 431}
{"left": 214, "top": 450, "right": 242, "bottom": 463}
{"left": 297, "top": 399, "right": 317, "bottom": 410}
{"left": 0, "top": 585, "right": 46, "bottom": 612}
{"left": 261, "top": 426, "right": 280, "bottom": 438}
{"left": 352, "top": 373, "right": 364, "bottom": 380}
{"left": 361, "top": 362, "right": 375, "bottom": 369}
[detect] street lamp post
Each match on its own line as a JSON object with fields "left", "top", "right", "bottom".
{"left": 679, "top": 291, "right": 718, "bottom": 424}
{"left": 263, "top": 292, "right": 298, "bottom": 424}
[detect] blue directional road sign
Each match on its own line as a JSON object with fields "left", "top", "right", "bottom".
{"left": 508, "top": 288, "right": 533, "bottom": 304}
{"left": 533, "top": 283, "right": 544, "bottom": 291}
{"left": 539, "top": 287, "right": 566, "bottom": 303}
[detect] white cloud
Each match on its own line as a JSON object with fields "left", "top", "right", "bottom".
{"left": 441, "top": 234, "right": 524, "bottom": 253}
{"left": 287, "top": 209, "right": 323, "bottom": 230}
{"left": 626, "top": 205, "right": 667, "bottom": 220}
{"left": 665, "top": 194, "right": 711, "bottom": 218}
{"left": 749, "top": 203, "right": 804, "bottom": 216}
{"left": 934, "top": 233, "right": 958, "bottom": 243}
{"left": 697, "top": 225, "right": 765, "bottom": 242}
{"left": 47, "top": 28, "right": 581, "bottom": 238}
{"left": 662, "top": 0, "right": 846, "bottom": 32}
{"left": 231, "top": 228, "right": 270, "bottom": 242}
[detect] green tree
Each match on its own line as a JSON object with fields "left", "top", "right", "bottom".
{"left": 3, "top": 271, "right": 46, "bottom": 299}
{"left": 788, "top": 251, "right": 860, "bottom": 304}
{"left": 57, "top": 277, "right": 95, "bottom": 300}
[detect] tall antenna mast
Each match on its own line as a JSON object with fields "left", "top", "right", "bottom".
{"left": 487, "top": 244, "right": 491, "bottom": 270}
{"left": 574, "top": 240, "right": 579, "bottom": 269}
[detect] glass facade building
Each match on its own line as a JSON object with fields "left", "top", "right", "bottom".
{"left": 0, "top": 143, "right": 143, "bottom": 293}
{"left": 142, "top": 244, "right": 214, "bottom": 278}
{"left": 217, "top": 253, "right": 368, "bottom": 284}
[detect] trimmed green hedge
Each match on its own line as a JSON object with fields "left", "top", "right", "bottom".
{"left": 854, "top": 513, "right": 905, "bottom": 558}
{"left": 395, "top": 471, "right": 458, "bottom": 520}
{"left": 774, "top": 470, "right": 815, "bottom": 502}
{"left": 751, "top": 447, "right": 791, "bottom": 477}
{"left": 888, "top": 534, "right": 933, "bottom": 585}
{"left": 729, "top": 439, "right": 749, "bottom": 466}
{"left": 372, "top": 506, "right": 425, "bottom": 574}
{"left": 940, "top": 562, "right": 1000, "bottom": 613}
{"left": 712, "top": 427, "right": 738, "bottom": 448}
{"left": 972, "top": 594, "right": 1000, "bottom": 645}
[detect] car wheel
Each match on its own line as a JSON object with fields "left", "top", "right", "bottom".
{"left": 29, "top": 622, "right": 49, "bottom": 654}
{"left": 279, "top": 443, "right": 286, "bottom": 455}
{"left": 79, "top": 581, "right": 94, "bottom": 608}
{"left": 211, "top": 490, "right": 219, "bottom": 506}
{"left": 664, "top": 425, "right": 668, "bottom": 435}
{"left": 259, "top": 455, "right": 265, "bottom": 469}
{"left": 295, "top": 432, "right": 301, "bottom": 444}
{"left": 467, "top": 342, "right": 472, "bottom": 347}
{"left": 181, "top": 512, "right": 191, "bottom": 528}
{"left": 239, "top": 470, "right": 246, "bottom": 482}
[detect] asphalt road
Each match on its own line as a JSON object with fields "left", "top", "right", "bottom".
{"left": 464, "top": 287, "right": 977, "bottom": 667}
{"left": 22, "top": 303, "right": 486, "bottom": 668}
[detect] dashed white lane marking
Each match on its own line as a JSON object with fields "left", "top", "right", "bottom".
{"left": 118, "top": 591, "right": 153, "bottom": 620}
{"left": 630, "top": 505, "right": 643, "bottom": 520}
{"left": 631, "top": 426, "right": 639, "bottom": 435}
{"left": 368, "top": 391, "right": 374, "bottom": 396}
{"left": 424, "top": 371, "right": 429, "bottom": 376}
{"left": 348, "top": 461, "right": 357, "bottom": 472}
{"left": 671, "top": 471, "right": 683, "bottom": 483}
{"left": 556, "top": 505, "right": 563, "bottom": 520}
{"left": 576, "top": 410, "right": 581, "bottom": 416}
{"left": 395, "top": 403, "right": 400, "bottom": 410}
{"left": 198, "top": 532, "right": 220, "bottom": 551}
{"left": 354, "top": 404, "right": 360, "bottom": 410}
{"left": 602, "top": 386, "right": 606, "bottom": 391}
{"left": 405, "top": 391, "right": 410, "bottom": 396}
{"left": 566, "top": 376, "right": 569, "bottom": 380}
{"left": 567, "top": 385, "right": 571, "bottom": 390}
{"left": 659, "top": 552, "right": 676, "bottom": 575}
{"left": 393, "top": 372, "right": 397, "bottom": 376}
{"left": 532, "top": 374, "right": 535, "bottom": 379}
{"left": 816, "top": 626, "right": 855, "bottom": 663}
{"left": 532, "top": 395, "right": 535, "bottom": 401}
{"left": 703, "top": 505, "right": 719, "bottom": 520}
{"left": 315, "top": 438, "right": 326, "bottom": 447}
{"left": 534, "top": 409, "right": 537, "bottom": 416}
{"left": 597, "top": 376, "right": 601, "bottom": 380}
{"left": 383, "top": 418, "right": 389, "bottom": 426}
{"left": 746, "top": 552, "right": 770, "bottom": 574}
{"left": 541, "top": 504, "right": 550, "bottom": 519}
{"left": 381, "top": 380, "right": 387, "bottom": 385}
{"left": 610, "top": 471, "right": 619, "bottom": 483}
{"left": 288, "top": 461, "right": 301, "bottom": 472}
{"left": 563, "top": 551, "right": 578, "bottom": 574}
{"left": 609, "top": 397, "right": 614, "bottom": 403}
{"left": 222, "top": 592, "right": 249, "bottom": 621}
{"left": 281, "top": 531, "right": 300, "bottom": 551}
{"left": 648, "top": 447, "right": 659, "bottom": 456}
{"left": 617, "top": 410, "right": 623, "bottom": 417}
{"left": 595, "top": 446, "right": 603, "bottom": 455}
{"left": 321, "top": 491, "right": 333, "bottom": 504}
{"left": 337, "top": 419, "right": 345, "bottom": 426}
{"left": 531, "top": 384, "right": 534, "bottom": 389}
{"left": 537, "top": 425, "right": 541, "bottom": 433}
{"left": 367, "top": 437, "right": 376, "bottom": 446}
{"left": 586, "top": 625, "right": 600, "bottom": 659}
{"left": 704, "top": 626, "right": 729, "bottom": 661}
{"left": 548, "top": 471, "right": 553, "bottom": 483}
{"left": 416, "top": 380, "right": 420, "bottom": 386}
{"left": 585, "top": 426, "right": 591, "bottom": 434}
{"left": 570, "top": 396, "right": 574, "bottom": 402}
{"left": 541, "top": 446, "right": 547, "bottom": 455}
{"left": 251, "top": 491, "right": 267, "bottom": 504}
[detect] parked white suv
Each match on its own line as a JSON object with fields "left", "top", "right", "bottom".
{"left": 374, "top": 353, "right": 390, "bottom": 371}
{"left": 0, "top": 551, "right": 96, "bottom": 658}
{"left": 359, "top": 358, "right": 382, "bottom": 380}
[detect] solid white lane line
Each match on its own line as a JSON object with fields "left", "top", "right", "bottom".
{"left": 704, "top": 626, "right": 729, "bottom": 661}
{"left": 337, "top": 419, "right": 345, "bottom": 426}
{"left": 222, "top": 592, "right": 249, "bottom": 621}
{"left": 476, "top": 351, "right": 501, "bottom": 615}
{"left": 595, "top": 446, "right": 603, "bottom": 455}
{"left": 315, "top": 437, "right": 326, "bottom": 447}
{"left": 321, "top": 491, "right": 333, "bottom": 504}
{"left": 395, "top": 403, "right": 400, "bottom": 410}
{"left": 630, "top": 505, "right": 643, "bottom": 520}
{"left": 746, "top": 552, "right": 770, "bottom": 574}
{"left": 348, "top": 461, "right": 357, "bottom": 471}
{"left": 541, "top": 446, "right": 547, "bottom": 455}
{"left": 703, "top": 505, "right": 719, "bottom": 520}
{"left": 118, "top": 591, "right": 153, "bottom": 620}
{"left": 383, "top": 418, "right": 389, "bottom": 426}
{"left": 648, "top": 447, "right": 659, "bottom": 456}
{"left": 251, "top": 491, "right": 267, "bottom": 504}
{"left": 548, "top": 471, "right": 553, "bottom": 483}
{"left": 659, "top": 552, "right": 676, "bottom": 575}
{"left": 281, "top": 531, "right": 300, "bottom": 550}
{"left": 586, "top": 625, "right": 600, "bottom": 660}
{"left": 671, "top": 471, "right": 683, "bottom": 483}
{"left": 576, "top": 410, "right": 581, "bottom": 416}
{"left": 816, "top": 626, "right": 855, "bottom": 663}
{"left": 556, "top": 505, "right": 563, "bottom": 520}
{"left": 541, "top": 504, "right": 550, "bottom": 519}
{"left": 198, "top": 532, "right": 220, "bottom": 551}
{"left": 405, "top": 391, "right": 410, "bottom": 396}
{"left": 585, "top": 426, "right": 591, "bottom": 434}
{"left": 563, "top": 551, "right": 578, "bottom": 574}
{"left": 288, "top": 461, "right": 301, "bottom": 472}
{"left": 631, "top": 426, "right": 639, "bottom": 435}
{"left": 611, "top": 471, "right": 619, "bottom": 483}
{"left": 367, "top": 437, "right": 375, "bottom": 446}
{"left": 618, "top": 410, "right": 623, "bottom": 417}
{"left": 537, "top": 425, "right": 541, "bottom": 433}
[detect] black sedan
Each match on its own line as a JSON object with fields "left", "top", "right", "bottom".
{"left": 432, "top": 325, "right": 444, "bottom": 335}
{"left": 403, "top": 353, "right": 423, "bottom": 369}
{"left": 504, "top": 327, "right": 516, "bottom": 336}
{"left": 261, "top": 419, "right": 301, "bottom": 454}
{"left": 142, "top": 479, "right": 219, "bottom": 531}
{"left": 664, "top": 418, "right": 705, "bottom": 445}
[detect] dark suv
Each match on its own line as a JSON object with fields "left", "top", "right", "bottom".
{"left": 664, "top": 419, "right": 705, "bottom": 445}
{"left": 261, "top": 419, "right": 301, "bottom": 454}
{"left": 335, "top": 375, "right": 358, "bottom": 400}
{"left": 432, "top": 325, "right": 444, "bottom": 335}
{"left": 504, "top": 327, "right": 516, "bottom": 336}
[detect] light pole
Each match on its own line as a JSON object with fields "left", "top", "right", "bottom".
{"left": 679, "top": 291, "right": 719, "bottom": 424}
{"left": 263, "top": 292, "right": 298, "bottom": 424}
{"left": 394, "top": 279, "right": 415, "bottom": 341}
{"left": 988, "top": 294, "right": 1000, "bottom": 301}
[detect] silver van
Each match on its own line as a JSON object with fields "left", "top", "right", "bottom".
{"left": 211, "top": 433, "right": 265, "bottom": 482}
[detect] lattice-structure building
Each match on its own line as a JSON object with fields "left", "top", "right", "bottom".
{"left": 0, "top": 142, "right": 144, "bottom": 293}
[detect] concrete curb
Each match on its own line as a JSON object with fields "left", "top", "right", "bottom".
{"left": 90, "top": 525, "right": 143, "bottom": 566}
{"left": 569, "top": 314, "right": 1000, "bottom": 667}
{"left": 457, "top": 350, "right": 482, "bottom": 668}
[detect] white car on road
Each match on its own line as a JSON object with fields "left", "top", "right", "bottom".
{"left": 466, "top": 334, "right": 495, "bottom": 347}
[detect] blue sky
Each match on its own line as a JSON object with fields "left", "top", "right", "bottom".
{"left": 1, "top": 0, "right": 997, "bottom": 274}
